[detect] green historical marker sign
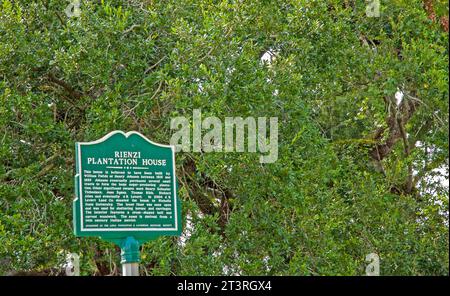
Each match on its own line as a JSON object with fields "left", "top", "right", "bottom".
{"left": 73, "top": 131, "right": 181, "bottom": 271}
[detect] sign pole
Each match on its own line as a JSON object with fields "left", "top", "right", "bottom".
{"left": 120, "top": 236, "right": 140, "bottom": 276}
{"left": 122, "top": 263, "right": 139, "bottom": 276}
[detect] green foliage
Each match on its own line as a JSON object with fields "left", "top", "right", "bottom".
{"left": 0, "top": 0, "right": 448, "bottom": 275}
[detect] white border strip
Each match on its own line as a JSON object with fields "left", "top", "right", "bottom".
{"left": 77, "top": 131, "right": 178, "bottom": 232}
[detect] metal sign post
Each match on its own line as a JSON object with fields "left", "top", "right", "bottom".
{"left": 122, "top": 263, "right": 139, "bottom": 276}
{"left": 121, "top": 236, "right": 140, "bottom": 276}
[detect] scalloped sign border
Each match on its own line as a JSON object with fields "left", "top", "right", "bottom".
{"left": 73, "top": 131, "right": 182, "bottom": 242}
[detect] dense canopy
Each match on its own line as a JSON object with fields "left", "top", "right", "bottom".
{"left": 0, "top": 0, "right": 448, "bottom": 275}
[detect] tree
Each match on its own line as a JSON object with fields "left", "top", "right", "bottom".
{"left": 0, "top": 0, "right": 448, "bottom": 275}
